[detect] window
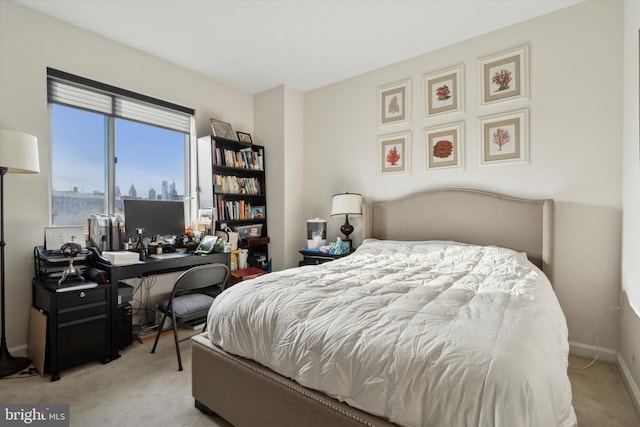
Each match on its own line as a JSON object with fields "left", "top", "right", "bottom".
{"left": 48, "top": 68, "right": 194, "bottom": 227}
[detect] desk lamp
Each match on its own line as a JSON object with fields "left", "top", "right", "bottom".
{"left": 0, "top": 129, "right": 40, "bottom": 378}
{"left": 330, "top": 192, "right": 362, "bottom": 248}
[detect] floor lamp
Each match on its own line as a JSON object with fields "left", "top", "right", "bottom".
{"left": 0, "top": 129, "right": 40, "bottom": 378}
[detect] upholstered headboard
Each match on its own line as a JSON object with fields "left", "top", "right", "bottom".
{"left": 363, "top": 188, "right": 554, "bottom": 280}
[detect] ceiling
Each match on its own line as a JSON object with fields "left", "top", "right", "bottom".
{"left": 13, "top": 0, "right": 583, "bottom": 94}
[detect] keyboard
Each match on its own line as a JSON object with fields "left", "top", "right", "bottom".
{"left": 149, "top": 252, "right": 190, "bottom": 260}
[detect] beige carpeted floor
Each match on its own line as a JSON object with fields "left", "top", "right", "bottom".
{"left": 1, "top": 335, "right": 638, "bottom": 427}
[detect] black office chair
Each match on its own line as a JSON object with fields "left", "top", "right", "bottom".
{"left": 151, "top": 263, "right": 230, "bottom": 371}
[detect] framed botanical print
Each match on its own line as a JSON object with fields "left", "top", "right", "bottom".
{"left": 378, "top": 131, "right": 411, "bottom": 175}
{"left": 424, "top": 121, "right": 464, "bottom": 171}
{"left": 424, "top": 64, "right": 463, "bottom": 118}
{"left": 479, "top": 44, "right": 529, "bottom": 106}
{"left": 479, "top": 109, "right": 529, "bottom": 165}
{"left": 378, "top": 79, "right": 411, "bottom": 126}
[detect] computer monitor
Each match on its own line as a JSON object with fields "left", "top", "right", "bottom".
{"left": 123, "top": 199, "right": 185, "bottom": 239}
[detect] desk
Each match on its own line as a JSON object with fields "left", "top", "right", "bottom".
{"left": 106, "top": 252, "right": 230, "bottom": 361}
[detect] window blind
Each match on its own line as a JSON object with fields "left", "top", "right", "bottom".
{"left": 47, "top": 68, "right": 193, "bottom": 134}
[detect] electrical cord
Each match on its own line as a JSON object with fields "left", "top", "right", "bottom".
{"left": 569, "top": 305, "right": 621, "bottom": 370}
{"left": 0, "top": 367, "right": 39, "bottom": 380}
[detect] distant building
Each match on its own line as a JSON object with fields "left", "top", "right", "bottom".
{"left": 169, "top": 180, "right": 178, "bottom": 200}
{"left": 149, "top": 188, "right": 156, "bottom": 200}
{"left": 128, "top": 184, "right": 137, "bottom": 198}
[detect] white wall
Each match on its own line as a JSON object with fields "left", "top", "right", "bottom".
{"left": 0, "top": 1, "right": 254, "bottom": 349}
{"left": 303, "top": 0, "right": 624, "bottom": 349}
{"left": 621, "top": 0, "right": 640, "bottom": 405}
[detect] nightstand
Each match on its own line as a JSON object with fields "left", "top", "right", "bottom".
{"left": 298, "top": 249, "right": 350, "bottom": 266}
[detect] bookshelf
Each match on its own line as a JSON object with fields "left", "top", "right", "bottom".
{"left": 197, "top": 135, "right": 269, "bottom": 270}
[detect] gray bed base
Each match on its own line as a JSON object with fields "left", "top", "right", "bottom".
{"left": 192, "top": 188, "right": 554, "bottom": 426}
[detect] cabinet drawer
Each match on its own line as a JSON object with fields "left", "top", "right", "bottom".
{"left": 56, "top": 315, "right": 108, "bottom": 370}
{"left": 58, "top": 302, "right": 107, "bottom": 324}
{"left": 56, "top": 287, "right": 106, "bottom": 309}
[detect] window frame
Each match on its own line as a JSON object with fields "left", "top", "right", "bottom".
{"left": 47, "top": 68, "right": 197, "bottom": 227}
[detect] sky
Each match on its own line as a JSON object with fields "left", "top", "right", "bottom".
{"left": 51, "top": 104, "right": 185, "bottom": 198}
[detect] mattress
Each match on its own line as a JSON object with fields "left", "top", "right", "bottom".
{"left": 207, "top": 239, "right": 576, "bottom": 427}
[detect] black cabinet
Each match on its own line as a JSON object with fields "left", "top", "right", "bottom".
{"left": 33, "top": 281, "right": 111, "bottom": 381}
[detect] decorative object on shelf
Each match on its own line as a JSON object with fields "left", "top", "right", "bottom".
{"left": 479, "top": 108, "right": 529, "bottom": 165}
{"left": 236, "top": 131, "right": 252, "bottom": 144}
{"left": 378, "top": 78, "right": 411, "bottom": 126}
{"left": 250, "top": 206, "right": 265, "bottom": 219}
{"left": 423, "top": 64, "right": 464, "bottom": 118}
{"left": 0, "top": 129, "right": 40, "bottom": 378}
{"left": 424, "top": 121, "right": 465, "bottom": 171}
{"left": 330, "top": 193, "right": 362, "bottom": 246}
{"left": 210, "top": 118, "right": 237, "bottom": 140}
{"left": 479, "top": 44, "right": 529, "bottom": 106}
{"left": 378, "top": 131, "right": 411, "bottom": 175}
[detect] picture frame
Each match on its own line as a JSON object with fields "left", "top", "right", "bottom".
{"left": 378, "top": 79, "right": 411, "bottom": 126}
{"left": 423, "top": 64, "right": 463, "bottom": 118}
{"left": 479, "top": 109, "right": 529, "bottom": 165}
{"left": 210, "top": 118, "right": 236, "bottom": 140}
{"left": 424, "top": 121, "right": 464, "bottom": 171}
{"left": 250, "top": 206, "right": 265, "bottom": 219}
{"left": 237, "top": 131, "right": 253, "bottom": 144}
{"left": 378, "top": 131, "right": 411, "bottom": 175}
{"left": 479, "top": 44, "right": 529, "bottom": 106}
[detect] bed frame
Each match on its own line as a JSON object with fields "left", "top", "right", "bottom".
{"left": 192, "top": 188, "right": 554, "bottom": 427}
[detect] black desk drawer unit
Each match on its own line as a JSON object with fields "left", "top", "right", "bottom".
{"left": 33, "top": 282, "right": 111, "bottom": 381}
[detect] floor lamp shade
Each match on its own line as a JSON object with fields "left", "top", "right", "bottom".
{"left": 0, "top": 129, "right": 39, "bottom": 378}
{"left": 330, "top": 193, "right": 362, "bottom": 242}
{"left": 0, "top": 129, "right": 40, "bottom": 173}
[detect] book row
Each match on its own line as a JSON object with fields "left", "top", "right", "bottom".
{"left": 214, "top": 146, "right": 264, "bottom": 170}
{"left": 214, "top": 175, "right": 262, "bottom": 195}
{"left": 217, "top": 197, "right": 253, "bottom": 221}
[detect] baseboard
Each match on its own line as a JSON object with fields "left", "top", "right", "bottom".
{"left": 617, "top": 352, "right": 640, "bottom": 418}
{"left": 569, "top": 341, "right": 617, "bottom": 363}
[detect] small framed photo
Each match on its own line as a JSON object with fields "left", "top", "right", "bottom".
{"left": 424, "top": 64, "right": 463, "bottom": 118}
{"left": 424, "top": 121, "right": 464, "bottom": 171}
{"left": 378, "top": 131, "right": 411, "bottom": 175}
{"left": 250, "top": 206, "right": 265, "bottom": 219}
{"left": 237, "top": 131, "right": 253, "bottom": 144}
{"left": 378, "top": 79, "right": 411, "bottom": 126}
{"left": 479, "top": 109, "right": 529, "bottom": 165}
{"left": 479, "top": 44, "right": 529, "bottom": 106}
{"left": 210, "top": 118, "right": 236, "bottom": 140}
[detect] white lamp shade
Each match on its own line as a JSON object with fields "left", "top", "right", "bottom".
{"left": 0, "top": 129, "right": 40, "bottom": 173}
{"left": 331, "top": 193, "right": 362, "bottom": 216}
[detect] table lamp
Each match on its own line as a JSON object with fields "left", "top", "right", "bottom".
{"left": 0, "top": 129, "right": 40, "bottom": 378}
{"left": 330, "top": 192, "right": 362, "bottom": 247}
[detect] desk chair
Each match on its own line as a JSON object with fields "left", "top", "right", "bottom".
{"left": 151, "top": 263, "right": 230, "bottom": 371}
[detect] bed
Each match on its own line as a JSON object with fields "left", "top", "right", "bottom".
{"left": 191, "top": 188, "right": 576, "bottom": 427}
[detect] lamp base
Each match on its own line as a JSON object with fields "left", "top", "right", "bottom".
{"left": 0, "top": 338, "right": 30, "bottom": 378}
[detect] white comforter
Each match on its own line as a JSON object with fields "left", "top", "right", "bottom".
{"left": 207, "top": 239, "right": 576, "bottom": 427}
